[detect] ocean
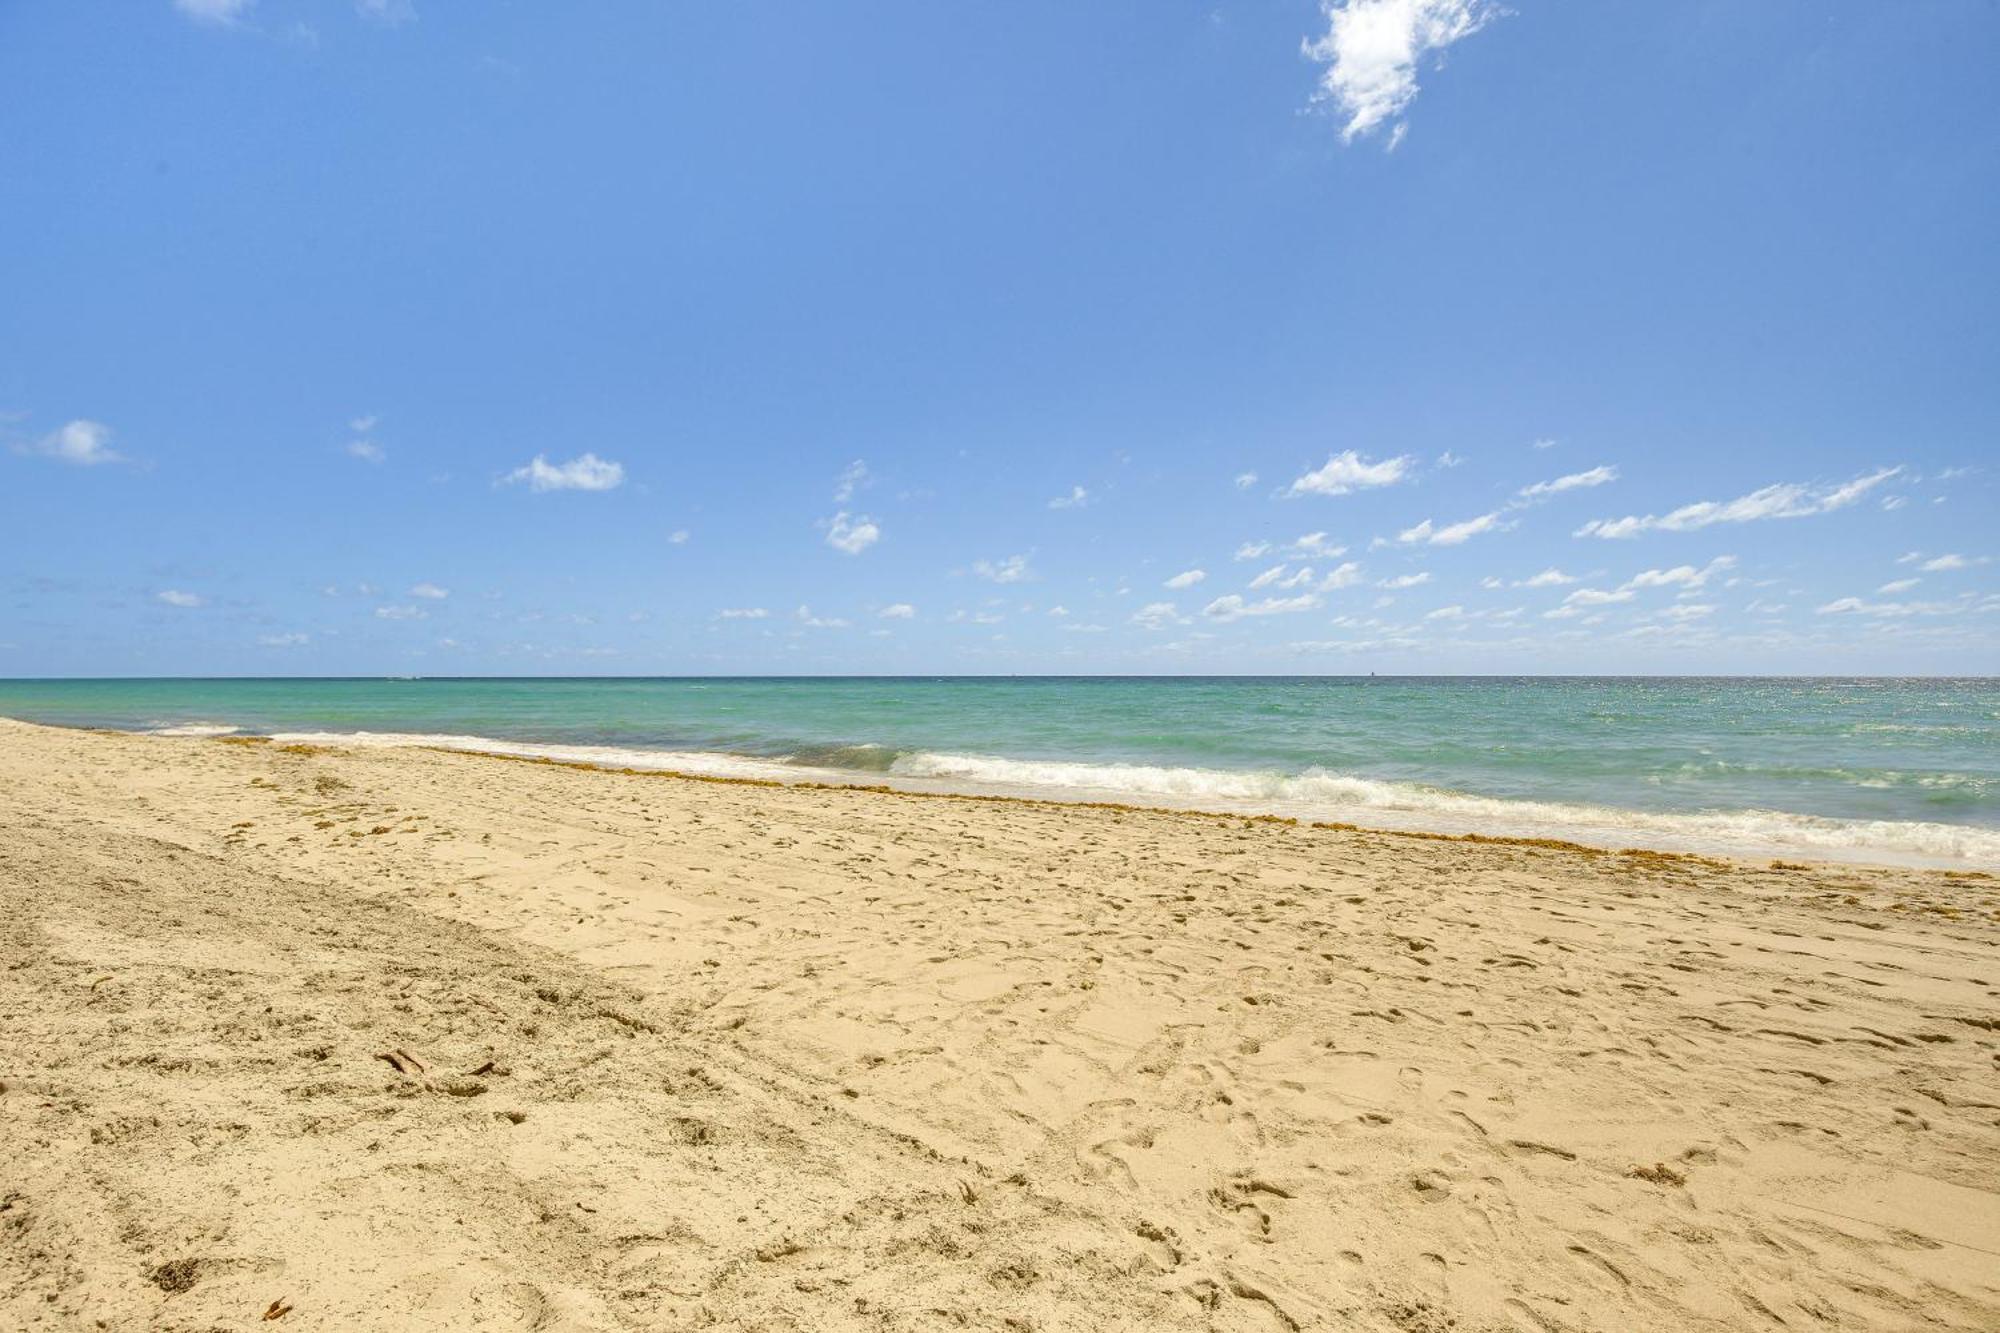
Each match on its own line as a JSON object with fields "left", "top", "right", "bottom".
{"left": 2, "top": 676, "right": 1995, "bottom": 867}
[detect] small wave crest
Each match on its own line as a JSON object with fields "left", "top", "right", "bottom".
{"left": 252, "top": 730, "right": 1998, "bottom": 867}
{"left": 265, "top": 731, "right": 818, "bottom": 784}
{"left": 145, "top": 722, "right": 243, "bottom": 738}
{"left": 886, "top": 751, "right": 2000, "bottom": 866}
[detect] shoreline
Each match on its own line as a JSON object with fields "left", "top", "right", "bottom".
{"left": 3, "top": 716, "right": 1997, "bottom": 1329}
{"left": 14, "top": 713, "right": 1998, "bottom": 869}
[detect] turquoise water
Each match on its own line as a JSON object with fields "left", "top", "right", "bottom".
{"left": 2, "top": 676, "right": 1996, "bottom": 865}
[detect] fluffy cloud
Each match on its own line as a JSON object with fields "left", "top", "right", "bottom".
{"left": 1256, "top": 562, "right": 1363, "bottom": 592}
{"left": 668, "top": 529, "right": 690, "bottom": 545}
{"left": 1319, "top": 561, "right": 1366, "bottom": 589}
{"left": 409, "top": 582, "right": 449, "bottom": 599}
{"left": 974, "top": 554, "right": 1032, "bottom": 583}
{"left": 1517, "top": 465, "right": 1617, "bottom": 500}
{"left": 795, "top": 606, "right": 850, "bottom": 629}
{"left": 1285, "top": 451, "right": 1412, "bottom": 498}
{"left": 1877, "top": 578, "right": 1920, "bottom": 594}
{"left": 258, "top": 632, "right": 309, "bottom": 647}
{"left": 825, "top": 512, "right": 881, "bottom": 555}
{"left": 1302, "top": 0, "right": 1503, "bottom": 146}
{"left": 1130, "top": 602, "right": 1188, "bottom": 630}
{"left": 156, "top": 589, "right": 203, "bottom": 608}
{"left": 503, "top": 452, "right": 625, "bottom": 492}
{"left": 1392, "top": 510, "right": 1507, "bottom": 546}
{"left": 1560, "top": 587, "right": 1634, "bottom": 608}
{"left": 1376, "top": 572, "right": 1430, "bottom": 589}
{"left": 1575, "top": 467, "right": 1899, "bottom": 538}
{"left": 1620, "top": 555, "right": 1736, "bottom": 593}
{"left": 878, "top": 603, "right": 916, "bottom": 619}
{"left": 718, "top": 607, "right": 769, "bottom": 620}
{"left": 374, "top": 604, "right": 426, "bottom": 620}
{"left": 1048, "top": 485, "right": 1090, "bottom": 510}
{"left": 1202, "top": 593, "right": 1320, "bottom": 622}
{"left": 346, "top": 440, "right": 385, "bottom": 463}
{"left": 1164, "top": 568, "right": 1206, "bottom": 590}
{"left": 1517, "top": 568, "right": 1577, "bottom": 588}
{"left": 20, "top": 419, "right": 123, "bottom": 466}
{"left": 1235, "top": 472, "right": 1259, "bottom": 490}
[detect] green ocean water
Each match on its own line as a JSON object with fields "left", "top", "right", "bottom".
{"left": 2, "top": 676, "right": 1996, "bottom": 864}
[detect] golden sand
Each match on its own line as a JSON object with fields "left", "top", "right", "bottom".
{"left": 2, "top": 717, "right": 1996, "bottom": 1330}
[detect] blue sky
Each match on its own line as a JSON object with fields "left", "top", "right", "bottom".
{"left": 2, "top": 0, "right": 1995, "bottom": 675}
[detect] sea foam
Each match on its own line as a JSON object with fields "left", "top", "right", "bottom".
{"left": 262, "top": 729, "right": 2000, "bottom": 867}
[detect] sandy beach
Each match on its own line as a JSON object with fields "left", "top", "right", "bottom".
{"left": 1, "top": 717, "right": 1996, "bottom": 1331}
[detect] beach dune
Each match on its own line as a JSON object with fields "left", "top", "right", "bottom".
{"left": 1, "top": 717, "right": 1996, "bottom": 1331}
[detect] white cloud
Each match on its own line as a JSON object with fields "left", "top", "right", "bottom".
{"left": 1164, "top": 568, "right": 1206, "bottom": 590}
{"left": 156, "top": 589, "right": 203, "bottom": 608}
{"left": 1286, "top": 450, "right": 1413, "bottom": 498}
{"left": 346, "top": 440, "right": 385, "bottom": 463}
{"left": 502, "top": 452, "right": 625, "bottom": 492}
{"left": 258, "top": 632, "right": 308, "bottom": 647}
{"left": 375, "top": 604, "right": 426, "bottom": 620}
{"left": 1049, "top": 485, "right": 1090, "bottom": 510}
{"left": 1517, "top": 568, "right": 1578, "bottom": 588}
{"left": 878, "top": 603, "right": 916, "bottom": 619}
{"left": 1202, "top": 593, "right": 1320, "bottom": 622}
{"left": 1249, "top": 564, "right": 1290, "bottom": 590}
{"left": 1880, "top": 495, "right": 1908, "bottom": 511}
{"left": 1319, "top": 561, "right": 1366, "bottom": 589}
{"left": 1532, "top": 437, "right": 1558, "bottom": 450}
{"left": 1620, "top": 555, "right": 1736, "bottom": 593}
{"left": 1877, "top": 578, "right": 1920, "bottom": 594}
{"left": 1435, "top": 451, "right": 1464, "bottom": 468}
{"left": 20, "top": 419, "right": 123, "bottom": 466}
{"left": 1393, "top": 510, "right": 1506, "bottom": 546}
{"left": 1656, "top": 603, "right": 1714, "bottom": 622}
{"left": 1235, "top": 472, "right": 1259, "bottom": 490}
{"left": 174, "top": 0, "right": 254, "bottom": 23}
{"left": 1302, "top": 0, "right": 1503, "bottom": 145}
{"left": 795, "top": 605, "right": 850, "bottom": 629}
{"left": 1517, "top": 465, "right": 1617, "bottom": 500}
{"left": 1047, "top": 605, "right": 1070, "bottom": 617}
{"left": 1424, "top": 605, "right": 1465, "bottom": 620}
{"left": 409, "top": 582, "right": 449, "bottom": 599}
{"left": 1576, "top": 467, "right": 1899, "bottom": 538}
{"left": 718, "top": 607, "right": 769, "bottom": 620}
{"left": 349, "top": 414, "right": 378, "bottom": 433}
{"left": 1251, "top": 565, "right": 1319, "bottom": 591}
{"left": 974, "top": 554, "right": 1032, "bottom": 583}
{"left": 1130, "top": 601, "right": 1188, "bottom": 630}
{"left": 1921, "top": 553, "right": 1977, "bottom": 572}
{"left": 1236, "top": 532, "right": 1347, "bottom": 561}
{"left": 1561, "top": 587, "right": 1634, "bottom": 607}
{"left": 833, "top": 459, "right": 868, "bottom": 502}
{"left": 825, "top": 512, "right": 881, "bottom": 555}
{"left": 1816, "top": 594, "right": 1989, "bottom": 618}
{"left": 668, "top": 529, "right": 690, "bottom": 545}
{"left": 1377, "top": 572, "right": 1430, "bottom": 589}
